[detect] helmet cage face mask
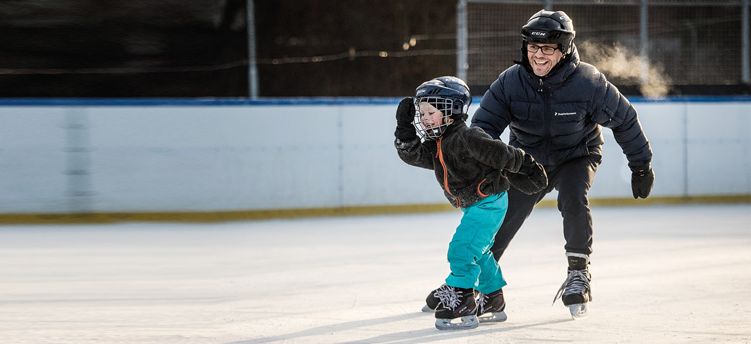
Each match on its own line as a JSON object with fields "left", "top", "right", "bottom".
{"left": 413, "top": 97, "right": 454, "bottom": 141}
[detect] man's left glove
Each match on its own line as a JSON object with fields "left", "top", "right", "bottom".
{"left": 630, "top": 164, "right": 655, "bottom": 199}
{"left": 394, "top": 97, "right": 417, "bottom": 141}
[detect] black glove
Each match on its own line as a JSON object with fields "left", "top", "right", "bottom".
{"left": 508, "top": 153, "right": 548, "bottom": 195}
{"left": 394, "top": 97, "right": 417, "bottom": 141}
{"left": 630, "top": 164, "right": 654, "bottom": 199}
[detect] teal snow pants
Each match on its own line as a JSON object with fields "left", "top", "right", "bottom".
{"left": 445, "top": 191, "right": 508, "bottom": 294}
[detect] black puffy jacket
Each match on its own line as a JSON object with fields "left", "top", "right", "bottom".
{"left": 395, "top": 120, "right": 525, "bottom": 209}
{"left": 471, "top": 44, "right": 652, "bottom": 167}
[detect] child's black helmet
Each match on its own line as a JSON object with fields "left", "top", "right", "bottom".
{"left": 414, "top": 76, "right": 472, "bottom": 118}
{"left": 521, "top": 9, "right": 576, "bottom": 55}
{"left": 413, "top": 76, "right": 472, "bottom": 141}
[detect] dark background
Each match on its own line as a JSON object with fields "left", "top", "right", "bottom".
{"left": 0, "top": 0, "right": 456, "bottom": 98}
{"left": 0, "top": 0, "right": 747, "bottom": 98}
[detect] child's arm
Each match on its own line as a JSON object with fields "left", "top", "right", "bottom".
{"left": 464, "top": 127, "right": 525, "bottom": 173}
{"left": 465, "top": 128, "right": 547, "bottom": 194}
{"left": 394, "top": 97, "right": 434, "bottom": 170}
{"left": 507, "top": 153, "right": 548, "bottom": 195}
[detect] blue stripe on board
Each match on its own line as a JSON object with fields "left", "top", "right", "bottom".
{"left": 0, "top": 98, "right": 402, "bottom": 106}
{"left": 0, "top": 95, "right": 750, "bottom": 106}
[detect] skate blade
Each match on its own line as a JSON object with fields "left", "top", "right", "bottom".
{"left": 435, "top": 315, "right": 479, "bottom": 330}
{"left": 568, "top": 303, "right": 588, "bottom": 320}
{"left": 421, "top": 304, "right": 435, "bottom": 312}
{"left": 478, "top": 311, "right": 507, "bottom": 323}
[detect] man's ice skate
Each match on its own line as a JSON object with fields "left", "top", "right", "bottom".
{"left": 476, "top": 288, "right": 507, "bottom": 323}
{"left": 432, "top": 285, "right": 479, "bottom": 330}
{"left": 552, "top": 252, "right": 592, "bottom": 320}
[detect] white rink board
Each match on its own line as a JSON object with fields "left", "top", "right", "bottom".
{"left": 0, "top": 108, "right": 69, "bottom": 212}
{"left": 0, "top": 98, "right": 749, "bottom": 214}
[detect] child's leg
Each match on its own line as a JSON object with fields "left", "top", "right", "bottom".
{"left": 445, "top": 192, "right": 509, "bottom": 292}
{"left": 476, "top": 249, "right": 505, "bottom": 294}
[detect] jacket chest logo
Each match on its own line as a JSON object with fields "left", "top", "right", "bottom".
{"left": 555, "top": 112, "right": 577, "bottom": 116}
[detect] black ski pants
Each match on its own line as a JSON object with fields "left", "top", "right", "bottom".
{"left": 491, "top": 154, "right": 602, "bottom": 261}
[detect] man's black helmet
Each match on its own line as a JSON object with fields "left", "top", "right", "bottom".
{"left": 521, "top": 9, "right": 576, "bottom": 55}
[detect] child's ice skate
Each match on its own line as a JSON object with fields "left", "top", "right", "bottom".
{"left": 552, "top": 252, "right": 592, "bottom": 319}
{"left": 432, "top": 285, "right": 479, "bottom": 330}
{"left": 421, "top": 283, "right": 444, "bottom": 312}
{"left": 476, "top": 288, "right": 507, "bottom": 322}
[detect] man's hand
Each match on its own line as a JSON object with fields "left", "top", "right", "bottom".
{"left": 630, "top": 165, "right": 654, "bottom": 199}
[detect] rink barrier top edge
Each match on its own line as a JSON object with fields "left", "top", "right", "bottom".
{"left": 0, "top": 195, "right": 748, "bottom": 225}
{"left": 0, "top": 96, "right": 751, "bottom": 106}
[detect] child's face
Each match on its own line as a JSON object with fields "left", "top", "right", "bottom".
{"left": 419, "top": 102, "right": 445, "bottom": 134}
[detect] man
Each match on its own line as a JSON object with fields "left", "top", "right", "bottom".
{"left": 470, "top": 9, "right": 655, "bottom": 319}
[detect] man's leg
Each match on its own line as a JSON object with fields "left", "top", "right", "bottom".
{"left": 552, "top": 154, "right": 600, "bottom": 319}
{"left": 555, "top": 155, "right": 600, "bottom": 255}
{"left": 490, "top": 181, "right": 550, "bottom": 261}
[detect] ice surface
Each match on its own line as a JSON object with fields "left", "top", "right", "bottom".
{"left": 0, "top": 204, "right": 749, "bottom": 343}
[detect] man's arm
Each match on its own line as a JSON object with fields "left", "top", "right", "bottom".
{"left": 591, "top": 77, "right": 652, "bottom": 166}
{"left": 592, "top": 78, "right": 654, "bottom": 198}
{"left": 470, "top": 77, "right": 512, "bottom": 140}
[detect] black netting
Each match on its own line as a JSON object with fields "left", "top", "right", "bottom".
{"left": 467, "top": 0, "right": 749, "bottom": 95}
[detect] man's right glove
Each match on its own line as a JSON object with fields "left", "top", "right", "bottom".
{"left": 507, "top": 152, "right": 548, "bottom": 195}
{"left": 630, "top": 164, "right": 654, "bottom": 199}
{"left": 394, "top": 97, "right": 418, "bottom": 141}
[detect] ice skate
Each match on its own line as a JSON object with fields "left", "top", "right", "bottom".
{"left": 568, "top": 303, "right": 588, "bottom": 319}
{"left": 421, "top": 283, "right": 445, "bottom": 312}
{"left": 476, "top": 288, "right": 507, "bottom": 323}
{"left": 433, "top": 285, "right": 479, "bottom": 330}
{"left": 552, "top": 252, "right": 592, "bottom": 320}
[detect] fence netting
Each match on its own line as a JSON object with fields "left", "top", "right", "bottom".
{"left": 467, "top": 0, "right": 747, "bottom": 96}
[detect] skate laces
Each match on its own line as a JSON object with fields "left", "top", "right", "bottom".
{"left": 434, "top": 285, "right": 463, "bottom": 311}
{"left": 552, "top": 269, "right": 591, "bottom": 305}
{"left": 476, "top": 292, "right": 488, "bottom": 312}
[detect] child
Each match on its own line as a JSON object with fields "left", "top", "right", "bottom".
{"left": 394, "top": 76, "right": 547, "bottom": 330}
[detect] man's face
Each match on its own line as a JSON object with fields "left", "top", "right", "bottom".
{"left": 527, "top": 43, "right": 564, "bottom": 77}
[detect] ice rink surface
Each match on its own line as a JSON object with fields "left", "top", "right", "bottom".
{"left": 1, "top": 204, "right": 750, "bottom": 344}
